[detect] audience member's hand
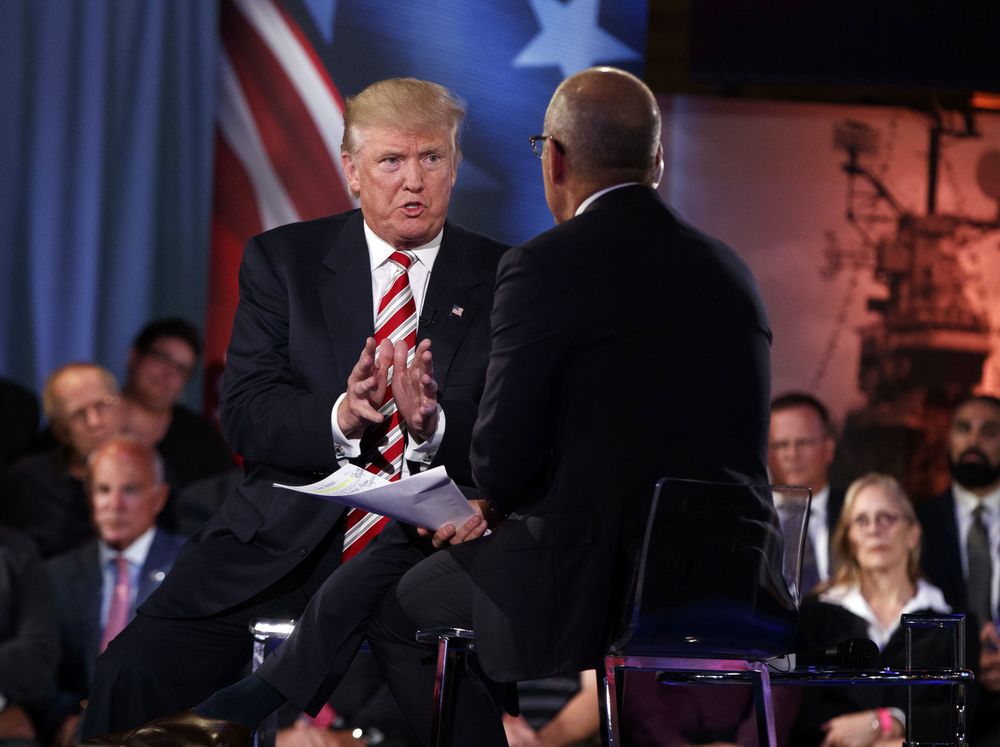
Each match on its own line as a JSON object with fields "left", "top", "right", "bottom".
{"left": 979, "top": 621, "right": 1000, "bottom": 691}
{"left": 419, "top": 499, "right": 489, "bottom": 548}
{"left": 0, "top": 705, "right": 36, "bottom": 740}
{"left": 337, "top": 337, "right": 389, "bottom": 439}
{"left": 503, "top": 713, "right": 543, "bottom": 746}
{"left": 820, "top": 711, "right": 884, "bottom": 747}
{"left": 276, "top": 721, "right": 367, "bottom": 747}
{"left": 53, "top": 713, "right": 82, "bottom": 747}
{"left": 390, "top": 338, "right": 438, "bottom": 442}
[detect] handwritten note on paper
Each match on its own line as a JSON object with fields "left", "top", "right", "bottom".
{"left": 274, "top": 465, "right": 475, "bottom": 530}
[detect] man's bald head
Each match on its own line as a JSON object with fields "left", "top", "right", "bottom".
{"left": 544, "top": 67, "right": 661, "bottom": 189}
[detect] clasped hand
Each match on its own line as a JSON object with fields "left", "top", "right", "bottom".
{"left": 337, "top": 337, "right": 438, "bottom": 441}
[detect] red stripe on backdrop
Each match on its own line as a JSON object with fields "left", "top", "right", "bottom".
{"left": 203, "top": 132, "right": 262, "bottom": 422}
{"left": 219, "top": 0, "right": 352, "bottom": 221}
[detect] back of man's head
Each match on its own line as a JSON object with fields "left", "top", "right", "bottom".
{"left": 544, "top": 66, "right": 661, "bottom": 187}
{"left": 341, "top": 77, "right": 466, "bottom": 162}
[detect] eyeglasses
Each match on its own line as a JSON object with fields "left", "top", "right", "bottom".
{"left": 849, "top": 511, "right": 905, "bottom": 531}
{"left": 143, "top": 347, "right": 194, "bottom": 378}
{"left": 529, "top": 134, "right": 563, "bottom": 158}
{"left": 66, "top": 394, "right": 121, "bottom": 425}
{"left": 769, "top": 437, "right": 826, "bottom": 452}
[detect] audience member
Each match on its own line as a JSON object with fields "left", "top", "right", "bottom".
{"left": 769, "top": 392, "right": 843, "bottom": 593}
{"left": 0, "top": 526, "right": 60, "bottom": 746}
{"left": 81, "top": 77, "right": 505, "bottom": 740}
{"left": 504, "top": 671, "right": 599, "bottom": 747}
{"left": 917, "top": 394, "right": 1000, "bottom": 743}
{"left": 0, "top": 364, "right": 124, "bottom": 557}
{"left": 121, "top": 318, "right": 235, "bottom": 491}
{"left": 0, "top": 377, "right": 40, "bottom": 469}
{"left": 790, "top": 473, "right": 962, "bottom": 746}
{"left": 44, "top": 437, "right": 185, "bottom": 746}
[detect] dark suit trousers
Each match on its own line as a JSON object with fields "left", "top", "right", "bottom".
{"left": 256, "top": 521, "right": 430, "bottom": 714}
{"left": 82, "top": 525, "right": 344, "bottom": 737}
{"left": 368, "top": 540, "right": 507, "bottom": 747}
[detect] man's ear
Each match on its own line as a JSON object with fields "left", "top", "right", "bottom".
{"left": 652, "top": 145, "right": 664, "bottom": 188}
{"left": 546, "top": 141, "right": 566, "bottom": 185}
{"left": 341, "top": 152, "right": 361, "bottom": 197}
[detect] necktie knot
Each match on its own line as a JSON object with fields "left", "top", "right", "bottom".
{"left": 390, "top": 250, "right": 415, "bottom": 271}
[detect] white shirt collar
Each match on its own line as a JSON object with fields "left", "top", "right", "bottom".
{"left": 952, "top": 480, "right": 1000, "bottom": 515}
{"left": 819, "top": 579, "right": 951, "bottom": 649}
{"left": 575, "top": 182, "right": 643, "bottom": 216}
{"left": 98, "top": 526, "right": 157, "bottom": 568}
{"left": 362, "top": 221, "right": 442, "bottom": 273}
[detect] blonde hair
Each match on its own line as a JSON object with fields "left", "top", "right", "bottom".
{"left": 823, "top": 472, "right": 921, "bottom": 592}
{"left": 341, "top": 78, "right": 466, "bottom": 162}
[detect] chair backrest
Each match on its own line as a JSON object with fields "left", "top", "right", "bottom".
{"left": 611, "top": 478, "right": 810, "bottom": 660}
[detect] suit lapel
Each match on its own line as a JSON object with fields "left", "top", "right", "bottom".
{"left": 79, "top": 545, "right": 102, "bottom": 685}
{"left": 943, "top": 489, "right": 969, "bottom": 609}
{"left": 137, "top": 531, "right": 174, "bottom": 608}
{"left": 318, "top": 213, "right": 376, "bottom": 388}
{"left": 421, "top": 224, "right": 483, "bottom": 388}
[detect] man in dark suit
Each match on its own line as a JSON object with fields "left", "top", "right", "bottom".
{"left": 362, "top": 66, "right": 779, "bottom": 746}
{"left": 769, "top": 392, "right": 845, "bottom": 591}
{"left": 1, "top": 364, "right": 126, "bottom": 558}
{"left": 918, "top": 394, "right": 1000, "bottom": 743}
{"left": 0, "top": 526, "right": 60, "bottom": 745}
{"left": 0, "top": 377, "right": 39, "bottom": 469}
{"left": 45, "top": 437, "right": 185, "bottom": 746}
{"left": 82, "top": 78, "right": 504, "bottom": 741}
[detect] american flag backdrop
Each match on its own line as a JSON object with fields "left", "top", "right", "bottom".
{"left": 204, "top": 0, "right": 647, "bottom": 401}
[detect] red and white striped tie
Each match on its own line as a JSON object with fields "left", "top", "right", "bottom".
{"left": 343, "top": 250, "right": 418, "bottom": 561}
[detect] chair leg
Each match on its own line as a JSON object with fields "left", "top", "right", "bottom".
{"left": 429, "top": 635, "right": 457, "bottom": 747}
{"left": 600, "top": 658, "right": 623, "bottom": 746}
{"left": 748, "top": 661, "right": 778, "bottom": 747}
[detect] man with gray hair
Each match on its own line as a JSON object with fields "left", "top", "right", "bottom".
{"left": 82, "top": 77, "right": 505, "bottom": 742}
{"left": 45, "top": 437, "right": 185, "bottom": 746}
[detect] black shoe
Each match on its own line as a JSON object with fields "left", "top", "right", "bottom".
{"left": 81, "top": 709, "right": 251, "bottom": 747}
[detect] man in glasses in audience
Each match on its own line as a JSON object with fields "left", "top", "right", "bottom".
{"left": 120, "top": 318, "right": 234, "bottom": 494}
{"left": 0, "top": 363, "right": 125, "bottom": 557}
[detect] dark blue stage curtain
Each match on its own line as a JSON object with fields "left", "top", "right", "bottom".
{"left": 0, "top": 0, "right": 218, "bottom": 399}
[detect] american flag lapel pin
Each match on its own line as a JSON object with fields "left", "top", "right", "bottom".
{"left": 450, "top": 305, "right": 464, "bottom": 318}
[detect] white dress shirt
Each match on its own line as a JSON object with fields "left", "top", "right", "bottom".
{"left": 329, "top": 222, "right": 446, "bottom": 475}
{"left": 98, "top": 526, "right": 157, "bottom": 628}
{"left": 952, "top": 481, "right": 1000, "bottom": 617}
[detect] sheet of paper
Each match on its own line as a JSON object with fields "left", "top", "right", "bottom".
{"left": 274, "top": 465, "right": 475, "bottom": 529}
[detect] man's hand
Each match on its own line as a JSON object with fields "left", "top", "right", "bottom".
{"left": 390, "top": 338, "right": 439, "bottom": 442}
{"left": 337, "top": 337, "right": 389, "bottom": 439}
{"left": 418, "top": 499, "right": 490, "bottom": 548}
{"left": 277, "top": 721, "right": 367, "bottom": 747}
{"left": 820, "top": 710, "right": 894, "bottom": 747}
{"left": 980, "top": 621, "right": 1000, "bottom": 690}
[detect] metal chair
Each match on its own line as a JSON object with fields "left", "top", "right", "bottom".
{"left": 413, "top": 626, "right": 477, "bottom": 747}
{"left": 599, "top": 478, "right": 975, "bottom": 746}
{"left": 249, "top": 618, "right": 296, "bottom": 747}
{"left": 599, "top": 478, "right": 807, "bottom": 747}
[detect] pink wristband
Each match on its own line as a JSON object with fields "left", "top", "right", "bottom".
{"left": 877, "top": 707, "right": 893, "bottom": 736}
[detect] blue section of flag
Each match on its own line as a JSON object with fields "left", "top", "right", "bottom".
{"left": 285, "top": 0, "right": 647, "bottom": 246}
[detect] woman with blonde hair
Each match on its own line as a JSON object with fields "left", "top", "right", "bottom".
{"left": 789, "top": 472, "right": 972, "bottom": 747}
